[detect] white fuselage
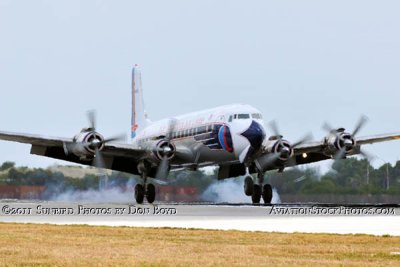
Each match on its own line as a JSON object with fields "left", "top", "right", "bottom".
{"left": 133, "top": 104, "right": 267, "bottom": 166}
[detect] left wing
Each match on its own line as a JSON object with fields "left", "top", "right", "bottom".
{"left": 0, "top": 131, "right": 147, "bottom": 175}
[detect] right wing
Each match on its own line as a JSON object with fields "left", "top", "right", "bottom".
{"left": 292, "top": 132, "right": 400, "bottom": 166}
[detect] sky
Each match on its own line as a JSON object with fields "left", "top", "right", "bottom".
{"left": 0, "top": 0, "right": 399, "bottom": 171}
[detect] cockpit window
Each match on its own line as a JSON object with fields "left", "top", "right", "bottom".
{"left": 237, "top": 114, "right": 250, "bottom": 119}
{"left": 252, "top": 113, "right": 262, "bottom": 119}
{"left": 228, "top": 115, "right": 233, "bottom": 122}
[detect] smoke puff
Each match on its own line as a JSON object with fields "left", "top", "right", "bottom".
{"left": 202, "top": 179, "right": 281, "bottom": 204}
{"left": 51, "top": 178, "right": 136, "bottom": 204}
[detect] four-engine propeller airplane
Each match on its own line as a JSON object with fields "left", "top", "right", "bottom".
{"left": 0, "top": 65, "right": 399, "bottom": 204}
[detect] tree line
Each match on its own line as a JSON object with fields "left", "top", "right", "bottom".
{"left": 0, "top": 158, "right": 399, "bottom": 196}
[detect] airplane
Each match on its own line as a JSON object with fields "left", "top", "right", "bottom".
{"left": 0, "top": 65, "right": 399, "bottom": 204}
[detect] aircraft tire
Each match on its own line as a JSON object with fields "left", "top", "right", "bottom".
{"left": 146, "top": 184, "right": 156, "bottom": 204}
{"left": 244, "top": 176, "right": 254, "bottom": 196}
{"left": 262, "top": 184, "right": 273, "bottom": 204}
{"left": 135, "top": 184, "right": 145, "bottom": 204}
{"left": 252, "top": 184, "right": 261, "bottom": 204}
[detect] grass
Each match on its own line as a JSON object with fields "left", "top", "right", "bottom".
{"left": 0, "top": 223, "right": 399, "bottom": 266}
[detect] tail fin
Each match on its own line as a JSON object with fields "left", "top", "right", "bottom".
{"left": 131, "top": 65, "right": 151, "bottom": 139}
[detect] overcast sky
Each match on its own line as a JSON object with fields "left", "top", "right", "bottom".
{"left": 0, "top": 0, "right": 399, "bottom": 170}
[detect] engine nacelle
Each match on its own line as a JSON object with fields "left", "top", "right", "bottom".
{"left": 266, "top": 138, "right": 294, "bottom": 161}
{"left": 325, "top": 128, "right": 355, "bottom": 156}
{"left": 70, "top": 129, "right": 105, "bottom": 158}
{"left": 150, "top": 139, "right": 176, "bottom": 161}
{"left": 255, "top": 138, "right": 294, "bottom": 172}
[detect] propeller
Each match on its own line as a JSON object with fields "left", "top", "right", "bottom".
{"left": 323, "top": 116, "right": 374, "bottom": 173}
{"left": 155, "top": 118, "right": 178, "bottom": 180}
{"left": 85, "top": 110, "right": 126, "bottom": 172}
{"left": 85, "top": 110, "right": 126, "bottom": 148}
{"left": 322, "top": 115, "right": 368, "bottom": 160}
{"left": 255, "top": 121, "right": 312, "bottom": 172}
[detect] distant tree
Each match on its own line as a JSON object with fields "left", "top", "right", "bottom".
{"left": 0, "top": 162, "right": 15, "bottom": 171}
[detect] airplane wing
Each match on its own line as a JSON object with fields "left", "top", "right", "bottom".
{"left": 355, "top": 133, "right": 400, "bottom": 145}
{"left": 0, "top": 131, "right": 147, "bottom": 175}
{"left": 292, "top": 132, "right": 400, "bottom": 166}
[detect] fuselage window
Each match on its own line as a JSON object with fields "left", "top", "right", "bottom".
{"left": 198, "top": 126, "right": 206, "bottom": 134}
{"left": 238, "top": 114, "right": 250, "bottom": 119}
{"left": 252, "top": 113, "right": 262, "bottom": 119}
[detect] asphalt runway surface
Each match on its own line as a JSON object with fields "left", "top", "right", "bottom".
{"left": 0, "top": 200, "right": 399, "bottom": 236}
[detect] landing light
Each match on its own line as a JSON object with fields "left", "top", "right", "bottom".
{"left": 302, "top": 153, "right": 308, "bottom": 159}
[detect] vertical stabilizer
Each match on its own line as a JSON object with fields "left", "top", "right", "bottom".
{"left": 131, "top": 65, "right": 151, "bottom": 139}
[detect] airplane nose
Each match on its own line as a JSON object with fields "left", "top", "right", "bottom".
{"left": 241, "top": 121, "right": 266, "bottom": 151}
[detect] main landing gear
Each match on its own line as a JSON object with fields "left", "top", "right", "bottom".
{"left": 135, "top": 172, "right": 156, "bottom": 204}
{"left": 244, "top": 172, "right": 273, "bottom": 204}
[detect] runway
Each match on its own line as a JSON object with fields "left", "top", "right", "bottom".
{"left": 0, "top": 201, "right": 399, "bottom": 236}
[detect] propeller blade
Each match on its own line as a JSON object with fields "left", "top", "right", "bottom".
{"left": 352, "top": 115, "right": 368, "bottom": 137}
{"left": 322, "top": 122, "right": 334, "bottom": 133}
{"left": 334, "top": 147, "right": 347, "bottom": 161}
{"left": 155, "top": 156, "right": 170, "bottom": 180}
{"left": 360, "top": 149, "right": 374, "bottom": 161}
{"left": 87, "top": 110, "right": 97, "bottom": 130}
{"left": 146, "top": 178, "right": 169, "bottom": 185}
{"left": 102, "top": 134, "right": 127, "bottom": 144}
{"left": 94, "top": 147, "right": 106, "bottom": 169}
{"left": 93, "top": 147, "right": 109, "bottom": 190}
{"left": 166, "top": 118, "right": 178, "bottom": 141}
{"left": 268, "top": 120, "right": 281, "bottom": 137}
{"left": 256, "top": 152, "right": 281, "bottom": 171}
{"left": 292, "top": 133, "right": 313, "bottom": 148}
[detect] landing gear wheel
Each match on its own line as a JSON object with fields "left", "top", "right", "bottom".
{"left": 135, "top": 184, "right": 145, "bottom": 204}
{"left": 262, "top": 184, "right": 273, "bottom": 204}
{"left": 146, "top": 184, "right": 156, "bottom": 204}
{"left": 244, "top": 176, "right": 254, "bottom": 196}
{"left": 252, "top": 184, "right": 262, "bottom": 204}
